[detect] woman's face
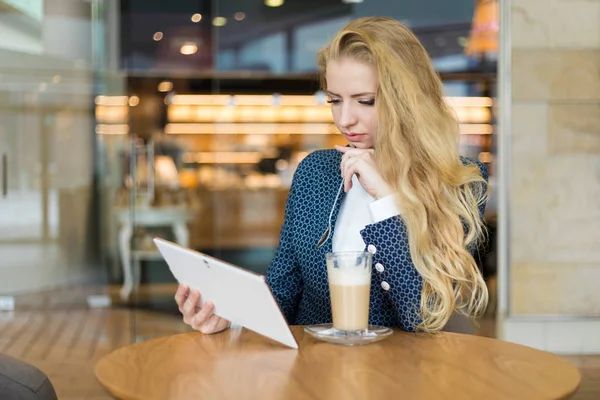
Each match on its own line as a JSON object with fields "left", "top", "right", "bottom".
{"left": 325, "top": 57, "right": 379, "bottom": 149}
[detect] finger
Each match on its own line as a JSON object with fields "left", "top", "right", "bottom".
{"left": 174, "top": 284, "right": 189, "bottom": 310}
{"left": 334, "top": 144, "right": 349, "bottom": 153}
{"left": 340, "top": 153, "right": 348, "bottom": 177}
{"left": 200, "top": 314, "right": 221, "bottom": 334}
{"left": 182, "top": 290, "right": 200, "bottom": 321}
{"left": 341, "top": 155, "right": 352, "bottom": 191}
{"left": 339, "top": 150, "right": 363, "bottom": 176}
{"left": 343, "top": 156, "right": 365, "bottom": 192}
{"left": 344, "top": 173, "right": 352, "bottom": 192}
{"left": 342, "top": 157, "right": 359, "bottom": 192}
{"left": 343, "top": 154, "right": 363, "bottom": 178}
{"left": 191, "top": 301, "right": 215, "bottom": 329}
{"left": 340, "top": 148, "right": 374, "bottom": 158}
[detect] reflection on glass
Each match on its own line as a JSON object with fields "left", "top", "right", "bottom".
{"left": 0, "top": 4, "right": 498, "bottom": 397}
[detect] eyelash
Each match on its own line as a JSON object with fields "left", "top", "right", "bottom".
{"left": 326, "top": 99, "right": 375, "bottom": 106}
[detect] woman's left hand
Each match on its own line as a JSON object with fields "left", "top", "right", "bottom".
{"left": 335, "top": 145, "right": 394, "bottom": 199}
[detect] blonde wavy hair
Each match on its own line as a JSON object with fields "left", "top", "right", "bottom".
{"left": 317, "top": 17, "right": 490, "bottom": 332}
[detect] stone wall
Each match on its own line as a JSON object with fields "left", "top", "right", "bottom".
{"left": 509, "top": 0, "right": 600, "bottom": 317}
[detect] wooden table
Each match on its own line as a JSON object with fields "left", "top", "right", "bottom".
{"left": 95, "top": 326, "right": 581, "bottom": 400}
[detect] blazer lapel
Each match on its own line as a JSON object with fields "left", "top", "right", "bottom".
{"left": 316, "top": 151, "right": 345, "bottom": 254}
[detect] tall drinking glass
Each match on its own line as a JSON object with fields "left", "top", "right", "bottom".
{"left": 326, "top": 251, "right": 372, "bottom": 333}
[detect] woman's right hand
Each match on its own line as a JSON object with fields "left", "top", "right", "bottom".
{"left": 175, "top": 284, "right": 231, "bottom": 334}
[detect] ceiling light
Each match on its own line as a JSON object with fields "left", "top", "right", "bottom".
{"left": 128, "top": 96, "right": 140, "bottom": 107}
{"left": 153, "top": 32, "right": 163, "bottom": 41}
{"left": 264, "top": 0, "right": 284, "bottom": 7}
{"left": 234, "top": 12, "right": 245, "bottom": 21}
{"left": 212, "top": 17, "right": 227, "bottom": 26}
{"left": 180, "top": 42, "right": 198, "bottom": 55}
{"left": 191, "top": 13, "right": 202, "bottom": 23}
{"left": 95, "top": 96, "right": 129, "bottom": 106}
{"left": 158, "top": 81, "right": 173, "bottom": 92}
{"left": 342, "top": 0, "right": 363, "bottom": 3}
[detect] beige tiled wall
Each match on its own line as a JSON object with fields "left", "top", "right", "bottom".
{"left": 509, "top": 0, "right": 600, "bottom": 315}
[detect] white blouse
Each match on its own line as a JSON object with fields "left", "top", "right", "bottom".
{"left": 332, "top": 175, "right": 401, "bottom": 252}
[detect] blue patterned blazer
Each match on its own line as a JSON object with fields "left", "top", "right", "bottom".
{"left": 266, "top": 149, "right": 488, "bottom": 332}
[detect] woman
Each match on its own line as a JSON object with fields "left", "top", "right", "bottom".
{"left": 175, "top": 16, "right": 489, "bottom": 334}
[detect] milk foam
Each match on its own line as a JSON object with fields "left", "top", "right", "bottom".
{"left": 327, "top": 264, "right": 371, "bottom": 286}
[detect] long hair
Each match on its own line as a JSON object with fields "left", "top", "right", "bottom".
{"left": 317, "top": 17, "right": 490, "bottom": 332}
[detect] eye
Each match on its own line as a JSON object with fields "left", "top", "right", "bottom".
{"left": 326, "top": 99, "right": 341, "bottom": 104}
{"left": 358, "top": 99, "right": 375, "bottom": 106}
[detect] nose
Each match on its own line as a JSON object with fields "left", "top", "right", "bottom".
{"left": 337, "top": 103, "right": 357, "bottom": 130}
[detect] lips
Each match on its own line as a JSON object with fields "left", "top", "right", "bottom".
{"left": 343, "top": 132, "right": 365, "bottom": 142}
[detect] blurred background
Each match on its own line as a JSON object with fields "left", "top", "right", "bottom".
{"left": 0, "top": 0, "right": 598, "bottom": 398}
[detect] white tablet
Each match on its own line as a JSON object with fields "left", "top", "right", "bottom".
{"left": 153, "top": 237, "right": 299, "bottom": 349}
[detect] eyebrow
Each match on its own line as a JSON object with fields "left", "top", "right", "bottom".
{"left": 326, "top": 90, "right": 376, "bottom": 98}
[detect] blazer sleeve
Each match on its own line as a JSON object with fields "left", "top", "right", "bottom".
{"left": 473, "top": 159, "right": 489, "bottom": 221}
{"left": 359, "top": 217, "right": 423, "bottom": 332}
{"left": 265, "top": 172, "right": 303, "bottom": 324}
{"left": 467, "top": 160, "right": 489, "bottom": 254}
{"left": 359, "top": 160, "right": 489, "bottom": 332}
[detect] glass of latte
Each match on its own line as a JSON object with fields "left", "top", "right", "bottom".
{"left": 326, "top": 251, "right": 372, "bottom": 333}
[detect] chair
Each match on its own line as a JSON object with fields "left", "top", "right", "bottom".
{"left": 0, "top": 354, "right": 58, "bottom": 400}
{"left": 443, "top": 312, "right": 476, "bottom": 335}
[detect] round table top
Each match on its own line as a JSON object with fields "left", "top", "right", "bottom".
{"left": 95, "top": 326, "right": 581, "bottom": 400}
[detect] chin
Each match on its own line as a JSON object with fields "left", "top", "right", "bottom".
{"left": 349, "top": 142, "right": 374, "bottom": 150}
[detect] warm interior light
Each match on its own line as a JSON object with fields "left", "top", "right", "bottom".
{"left": 95, "top": 124, "right": 129, "bottom": 135}
{"left": 465, "top": 0, "right": 499, "bottom": 56}
{"left": 162, "top": 94, "right": 492, "bottom": 135}
{"left": 153, "top": 32, "right": 163, "bottom": 41}
{"left": 459, "top": 124, "right": 493, "bottom": 135}
{"left": 478, "top": 152, "right": 493, "bottom": 163}
{"left": 212, "top": 17, "right": 227, "bottom": 26}
{"left": 158, "top": 81, "right": 173, "bottom": 92}
{"left": 444, "top": 96, "right": 493, "bottom": 107}
{"left": 265, "top": 0, "right": 284, "bottom": 7}
{"left": 234, "top": 12, "right": 245, "bottom": 21}
{"left": 188, "top": 152, "right": 263, "bottom": 164}
{"left": 235, "top": 95, "right": 275, "bottom": 106}
{"left": 191, "top": 13, "right": 202, "bottom": 23}
{"left": 95, "top": 96, "right": 129, "bottom": 106}
{"left": 180, "top": 43, "right": 198, "bottom": 55}
{"left": 165, "top": 122, "right": 492, "bottom": 136}
{"left": 170, "top": 94, "right": 491, "bottom": 107}
{"left": 165, "top": 123, "right": 338, "bottom": 135}
{"left": 128, "top": 96, "right": 140, "bottom": 107}
{"left": 96, "top": 105, "right": 128, "bottom": 124}
{"left": 170, "top": 95, "right": 232, "bottom": 105}
{"left": 167, "top": 105, "right": 333, "bottom": 123}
